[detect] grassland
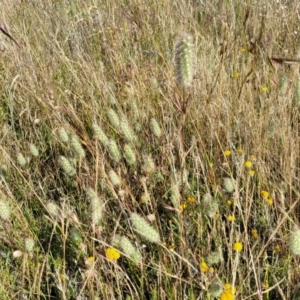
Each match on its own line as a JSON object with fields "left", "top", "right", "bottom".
{"left": 0, "top": 0, "right": 300, "bottom": 299}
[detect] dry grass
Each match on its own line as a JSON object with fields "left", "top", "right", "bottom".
{"left": 0, "top": 0, "right": 300, "bottom": 299}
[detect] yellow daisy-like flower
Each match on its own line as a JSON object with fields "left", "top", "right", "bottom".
{"left": 224, "top": 284, "right": 236, "bottom": 293}
{"left": 209, "top": 267, "right": 214, "bottom": 273}
{"left": 251, "top": 229, "right": 258, "bottom": 238}
{"left": 244, "top": 160, "right": 252, "bottom": 169}
{"left": 261, "top": 86, "right": 268, "bottom": 92}
{"left": 233, "top": 242, "right": 243, "bottom": 252}
{"left": 226, "top": 199, "right": 232, "bottom": 206}
{"left": 140, "top": 194, "right": 149, "bottom": 203}
{"left": 274, "top": 245, "right": 281, "bottom": 253}
{"left": 187, "top": 196, "right": 196, "bottom": 204}
{"left": 224, "top": 150, "right": 231, "bottom": 156}
{"left": 227, "top": 215, "right": 236, "bottom": 222}
{"left": 220, "top": 284, "right": 235, "bottom": 300}
{"left": 236, "top": 148, "right": 243, "bottom": 154}
{"left": 266, "top": 198, "right": 273, "bottom": 205}
{"left": 200, "top": 261, "right": 208, "bottom": 272}
{"left": 248, "top": 170, "right": 255, "bottom": 176}
{"left": 179, "top": 203, "right": 187, "bottom": 212}
{"left": 261, "top": 190, "right": 269, "bottom": 198}
{"left": 85, "top": 256, "right": 94, "bottom": 266}
{"left": 105, "top": 247, "right": 121, "bottom": 261}
{"left": 233, "top": 72, "right": 240, "bottom": 79}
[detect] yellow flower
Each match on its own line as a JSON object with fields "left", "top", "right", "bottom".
{"left": 227, "top": 215, "right": 236, "bottom": 222}
{"left": 105, "top": 247, "right": 121, "bottom": 261}
{"left": 87, "top": 256, "right": 94, "bottom": 263}
{"left": 248, "top": 170, "right": 255, "bottom": 176}
{"left": 209, "top": 267, "right": 214, "bottom": 273}
{"left": 261, "top": 190, "right": 269, "bottom": 198}
{"left": 85, "top": 256, "right": 94, "bottom": 266}
{"left": 179, "top": 203, "right": 187, "bottom": 212}
{"left": 266, "top": 198, "right": 273, "bottom": 206}
{"left": 187, "top": 197, "right": 196, "bottom": 204}
{"left": 261, "top": 86, "right": 268, "bottom": 92}
{"left": 240, "top": 47, "right": 245, "bottom": 52}
{"left": 233, "top": 242, "right": 243, "bottom": 252}
{"left": 236, "top": 148, "right": 243, "bottom": 154}
{"left": 244, "top": 160, "right": 252, "bottom": 169}
{"left": 226, "top": 199, "right": 232, "bottom": 206}
{"left": 220, "top": 289, "right": 235, "bottom": 300}
{"left": 251, "top": 229, "right": 258, "bottom": 238}
{"left": 224, "top": 150, "right": 231, "bottom": 156}
{"left": 274, "top": 245, "right": 281, "bottom": 253}
{"left": 140, "top": 194, "right": 149, "bottom": 203}
{"left": 224, "top": 284, "right": 236, "bottom": 293}
{"left": 200, "top": 261, "right": 208, "bottom": 272}
{"left": 233, "top": 72, "right": 240, "bottom": 79}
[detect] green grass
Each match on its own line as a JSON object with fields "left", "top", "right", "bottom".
{"left": 0, "top": 0, "right": 300, "bottom": 299}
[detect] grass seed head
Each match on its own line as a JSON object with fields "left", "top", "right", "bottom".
{"left": 69, "top": 227, "right": 82, "bottom": 246}
{"left": 71, "top": 134, "right": 85, "bottom": 158}
{"left": 58, "top": 127, "right": 69, "bottom": 143}
{"left": 120, "top": 117, "right": 136, "bottom": 143}
{"left": 108, "top": 139, "right": 121, "bottom": 162}
{"left": 0, "top": 199, "right": 11, "bottom": 221}
{"left": 289, "top": 227, "right": 300, "bottom": 256}
{"left": 120, "top": 236, "right": 142, "bottom": 264}
{"left": 174, "top": 33, "right": 195, "bottom": 88}
{"left": 87, "top": 188, "right": 104, "bottom": 225}
{"left": 130, "top": 212, "right": 160, "bottom": 243}
{"left": 17, "top": 153, "right": 27, "bottom": 168}
{"left": 170, "top": 183, "right": 180, "bottom": 208}
{"left": 59, "top": 156, "right": 76, "bottom": 176}
{"left": 108, "top": 169, "right": 121, "bottom": 187}
{"left": 149, "top": 118, "right": 162, "bottom": 138}
{"left": 107, "top": 108, "right": 120, "bottom": 129}
{"left": 29, "top": 144, "right": 39, "bottom": 157}
{"left": 46, "top": 202, "right": 60, "bottom": 218}
{"left": 124, "top": 144, "right": 136, "bottom": 165}
{"left": 142, "top": 154, "right": 155, "bottom": 175}
{"left": 25, "top": 238, "right": 35, "bottom": 252}
{"left": 92, "top": 123, "right": 109, "bottom": 146}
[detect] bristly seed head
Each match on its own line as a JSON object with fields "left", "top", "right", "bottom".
{"left": 107, "top": 109, "right": 120, "bottom": 129}
{"left": 29, "top": 144, "right": 39, "bottom": 157}
{"left": 92, "top": 123, "right": 109, "bottom": 146}
{"left": 0, "top": 198, "right": 11, "bottom": 221}
{"left": 149, "top": 118, "right": 162, "bottom": 138}
{"left": 59, "top": 156, "right": 76, "bottom": 176}
{"left": 71, "top": 134, "right": 85, "bottom": 158}
{"left": 108, "top": 169, "right": 121, "bottom": 187}
{"left": 174, "top": 33, "right": 195, "bottom": 88}
{"left": 58, "top": 127, "right": 69, "bottom": 143}
{"left": 108, "top": 139, "right": 121, "bottom": 162}
{"left": 130, "top": 212, "right": 160, "bottom": 243}
{"left": 124, "top": 144, "right": 136, "bottom": 165}
{"left": 289, "top": 227, "right": 300, "bottom": 256}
